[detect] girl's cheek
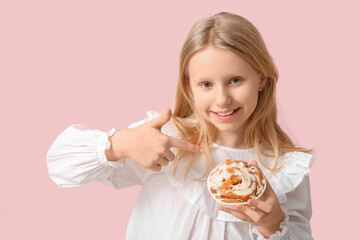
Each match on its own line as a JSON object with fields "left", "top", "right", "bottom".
{"left": 239, "top": 86, "right": 258, "bottom": 102}
{"left": 193, "top": 96, "right": 206, "bottom": 111}
{"left": 194, "top": 91, "right": 210, "bottom": 105}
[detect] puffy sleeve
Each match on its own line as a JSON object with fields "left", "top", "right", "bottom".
{"left": 46, "top": 111, "right": 165, "bottom": 190}
{"left": 252, "top": 152, "right": 314, "bottom": 240}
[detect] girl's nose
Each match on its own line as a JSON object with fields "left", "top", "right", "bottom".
{"left": 216, "top": 87, "right": 231, "bottom": 107}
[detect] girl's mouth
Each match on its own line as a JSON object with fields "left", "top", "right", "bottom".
{"left": 211, "top": 107, "right": 240, "bottom": 120}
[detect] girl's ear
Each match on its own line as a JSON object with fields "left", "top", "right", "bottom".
{"left": 259, "top": 73, "right": 267, "bottom": 89}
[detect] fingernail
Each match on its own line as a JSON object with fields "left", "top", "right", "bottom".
{"left": 200, "top": 148, "right": 204, "bottom": 154}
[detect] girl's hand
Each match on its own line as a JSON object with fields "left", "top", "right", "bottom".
{"left": 106, "top": 109, "right": 203, "bottom": 171}
{"left": 219, "top": 161, "right": 285, "bottom": 238}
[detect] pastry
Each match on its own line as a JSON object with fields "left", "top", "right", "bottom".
{"left": 207, "top": 159, "right": 266, "bottom": 204}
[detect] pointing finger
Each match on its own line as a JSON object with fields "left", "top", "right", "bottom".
{"left": 147, "top": 108, "right": 172, "bottom": 129}
{"left": 168, "top": 137, "right": 203, "bottom": 154}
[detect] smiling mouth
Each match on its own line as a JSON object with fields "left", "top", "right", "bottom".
{"left": 213, "top": 107, "right": 240, "bottom": 116}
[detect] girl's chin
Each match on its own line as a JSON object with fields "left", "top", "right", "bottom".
{"left": 213, "top": 124, "right": 243, "bottom": 133}
{"left": 202, "top": 116, "right": 245, "bottom": 133}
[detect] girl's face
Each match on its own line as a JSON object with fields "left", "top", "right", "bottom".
{"left": 188, "top": 45, "right": 265, "bottom": 145}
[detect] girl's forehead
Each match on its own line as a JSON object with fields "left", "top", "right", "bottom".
{"left": 188, "top": 46, "right": 254, "bottom": 79}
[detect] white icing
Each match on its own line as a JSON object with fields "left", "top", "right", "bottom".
{"left": 208, "top": 160, "right": 265, "bottom": 202}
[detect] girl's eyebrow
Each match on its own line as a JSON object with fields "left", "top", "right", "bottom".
{"left": 196, "top": 77, "right": 211, "bottom": 82}
{"left": 196, "top": 73, "right": 246, "bottom": 82}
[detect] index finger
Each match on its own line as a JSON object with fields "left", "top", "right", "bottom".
{"left": 247, "top": 199, "right": 272, "bottom": 213}
{"left": 168, "top": 137, "right": 203, "bottom": 154}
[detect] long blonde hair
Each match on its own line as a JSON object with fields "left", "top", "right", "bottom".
{"left": 171, "top": 12, "right": 310, "bottom": 179}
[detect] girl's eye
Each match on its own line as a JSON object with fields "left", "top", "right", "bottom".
{"left": 200, "top": 82, "right": 212, "bottom": 88}
{"left": 230, "top": 78, "right": 241, "bottom": 84}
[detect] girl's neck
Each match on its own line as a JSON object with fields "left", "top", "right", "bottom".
{"left": 215, "top": 131, "right": 246, "bottom": 149}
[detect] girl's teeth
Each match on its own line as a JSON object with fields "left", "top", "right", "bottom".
{"left": 217, "top": 110, "right": 235, "bottom": 116}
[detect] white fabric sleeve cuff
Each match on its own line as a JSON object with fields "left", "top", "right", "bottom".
{"left": 251, "top": 209, "right": 289, "bottom": 240}
{"left": 97, "top": 127, "right": 124, "bottom": 168}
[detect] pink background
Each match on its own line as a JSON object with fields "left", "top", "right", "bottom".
{"left": 1, "top": 0, "right": 359, "bottom": 239}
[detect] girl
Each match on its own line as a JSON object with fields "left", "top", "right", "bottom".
{"left": 47, "top": 12, "right": 314, "bottom": 239}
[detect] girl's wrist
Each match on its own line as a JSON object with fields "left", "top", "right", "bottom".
{"left": 256, "top": 225, "right": 282, "bottom": 238}
{"left": 256, "top": 212, "right": 285, "bottom": 238}
{"left": 105, "top": 129, "right": 129, "bottom": 162}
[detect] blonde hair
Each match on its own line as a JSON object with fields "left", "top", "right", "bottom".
{"left": 171, "top": 12, "right": 310, "bottom": 180}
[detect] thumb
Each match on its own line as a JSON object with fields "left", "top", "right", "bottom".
{"left": 148, "top": 108, "right": 172, "bottom": 129}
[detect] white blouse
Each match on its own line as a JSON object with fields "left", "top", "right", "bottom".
{"left": 46, "top": 111, "right": 314, "bottom": 240}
